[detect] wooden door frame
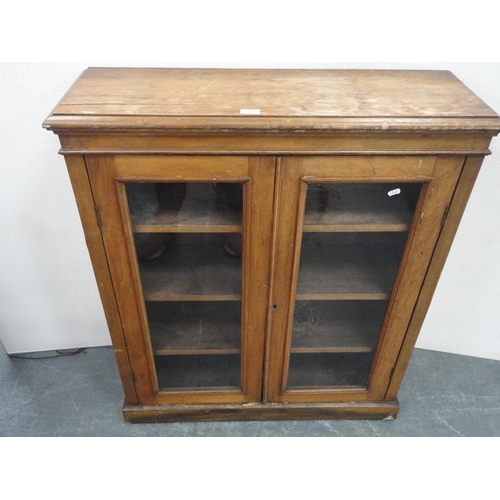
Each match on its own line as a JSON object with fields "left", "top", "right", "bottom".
{"left": 86, "top": 154, "right": 275, "bottom": 405}
{"left": 265, "top": 155, "right": 465, "bottom": 403}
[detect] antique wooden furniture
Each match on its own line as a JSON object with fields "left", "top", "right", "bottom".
{"left": 43, "top": 68, "right": 500, "bottom": 422}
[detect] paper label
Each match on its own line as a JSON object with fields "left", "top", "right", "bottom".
{"left": 240, "top": 109, "right": 261, "bottom": 115}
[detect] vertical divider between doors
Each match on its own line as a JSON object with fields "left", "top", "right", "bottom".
{"left": 264, "top": 157, "right": 306, "bottom": 402}
{"left": 262, "top": 157, "right": 282, "bottom": 403}
{"left": 244, "top": 157, "right": 277, "bottom": 402}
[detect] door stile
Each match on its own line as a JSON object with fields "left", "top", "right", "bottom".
{"left": 262, "top": 157, "right": 283, "bottom": 403}
{"left": 279, "top": 176, "right": 310, "bottom": 393}
{"left": 66, "top": 155, "right": 139, "bottom": 405}
{"left": 385, "top": 155, "right": 481, "bottom": 400}
{"left": 239, "top": 156, "right": 276, "bottom": 401}
{"left": 367, "top": 156, "right": 466, "bottom": 398}
{"left": 265, "top": 158, "right": 305, "bottom": 402}
{"left": 86, "top": 155, "right": 159, "bottom": 403}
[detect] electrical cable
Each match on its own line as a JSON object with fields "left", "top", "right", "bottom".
{"left": 7, "top": 348, "right": 86, "bottom": 360}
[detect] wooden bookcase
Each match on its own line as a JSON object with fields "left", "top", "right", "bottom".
{"left": 43, "top": 68, "right": 500, "bottom": 422}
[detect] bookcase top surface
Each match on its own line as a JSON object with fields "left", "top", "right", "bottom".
{"left": 44, "top": 68, "right": 500, "bottom": 133}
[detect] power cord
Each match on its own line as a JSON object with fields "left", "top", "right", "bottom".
{"left": 7, "top": 348, "right": 87, "bottom": 360}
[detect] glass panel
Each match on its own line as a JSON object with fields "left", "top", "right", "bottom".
{"left": 155, "top": 355, "right": 240, "bottom": 389}
{"left": 292, "top": 301, "right": 388, "bottom": 353}
{"left": 126, "top": 182, "right": 244, "bottom": 391}
{"left": 287, "top": 182, "right": 422, "bottom": 390}
{"left": 288, "top": 353, "right": 373, "bottom": 387}
{"left": 304, "top": 183, "right": 422, "bottom": 231}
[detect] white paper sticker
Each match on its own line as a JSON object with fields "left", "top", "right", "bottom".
{"left": 388, "top": 188, "right": 401, "bottom": 197}
{"left": 240, "top": 109, "right": 261, "bottom": 115}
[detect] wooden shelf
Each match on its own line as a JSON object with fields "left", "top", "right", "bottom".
{"left": 287, "top": 353, "right": 372, "bottom": 388}
{"left": 303, "top": 183, "right": 421, "bottom": 233}
{"left": 296, "top": 233, "right": 407, "bottom": 300}
{"left": 128, "top": 183, "right": 242, "bottom": 233}
{"left": 291, "top": 301, "right": 387, "bottom": 353}
{"left": 138, "top": 234, "right": 242, "bottom": 301}
{"left": 155, "top": 354, "right": 241, "bottom": 390}
{"left": 147, "top": 302, "right": 241, "bottom": 355}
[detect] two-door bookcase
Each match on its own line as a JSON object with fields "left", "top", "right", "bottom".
{"left": 43, "top": 68, "right": 500, "bottom": 422}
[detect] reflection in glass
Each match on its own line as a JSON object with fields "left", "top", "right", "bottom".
{"left": 287, "top": 182, "right": 422, "bottom": 390}
{"left": 126, "top": 182, "right": 244, "bottom": 391}
{"left": 304, "top": 183, "right": 422, "bottom": 231}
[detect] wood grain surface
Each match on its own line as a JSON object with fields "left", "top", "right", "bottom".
{"left": 43, "top": 68, "right": 500, "bottom": 133}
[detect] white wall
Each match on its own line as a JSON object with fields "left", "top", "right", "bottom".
{"left": 1, "top": 62, "right": 499, "bottom": 359}
{"left": 0, "top": 64, "right": 111, "bottom": 353}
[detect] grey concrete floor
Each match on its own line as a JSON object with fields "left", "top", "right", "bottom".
{"left": 1, "top": 343, "right": 499, "bottom": 436}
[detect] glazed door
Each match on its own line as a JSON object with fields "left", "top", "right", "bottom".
{"left": 266, "top": 156, "right": 464, "bottom": 403}
{"left": 87, "top": 155, "right": 274, "bottom": 405}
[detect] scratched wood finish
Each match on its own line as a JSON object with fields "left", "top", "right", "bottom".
{"left": 44, "top": 68, "right": 500, "bottom": 421}
{"left": 57, "top": 132, "right": 494, "bottom": 156}
{"left": 43, "top": 69, "right": 499, "bottom": 136}
{"left": 122, "top": 400, "right": 400, "bottom": 423}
